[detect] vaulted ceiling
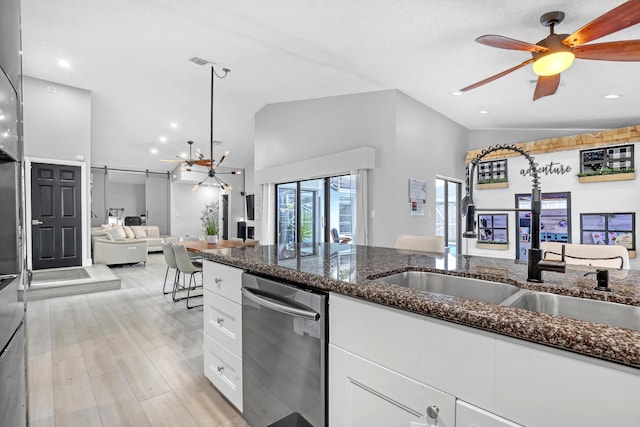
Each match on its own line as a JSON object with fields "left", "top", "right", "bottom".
{"left": 21, "top": 0, "right": 640, "bottom": 171}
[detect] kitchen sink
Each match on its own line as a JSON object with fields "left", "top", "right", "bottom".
{"left": 503, "top": 291, "right": 640, "bottom": 331}
{"left": 375, "top": 271, "right": 521, "bottom": 304}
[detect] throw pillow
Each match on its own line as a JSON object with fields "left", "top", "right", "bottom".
{"left": 104, "top": 228, "right": 126, "bottom": 241}
{"left": 146, "top": 227, "right": 160, "bottom": 238}
{"left": 123, "top": 226, "right": 135, "bottom": 239}
{"left": 131, "top": 226, "right": 147, "bottom": 239}
{"left": 112, "top": 225, "right": 127, "bottom": 240}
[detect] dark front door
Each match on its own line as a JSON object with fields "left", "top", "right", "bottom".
{"left": 31, "top": 163, "right": 82, "bottom": 269}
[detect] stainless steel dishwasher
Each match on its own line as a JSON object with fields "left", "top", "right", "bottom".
{"left": 242, "top": 273, "right": 327, "bottom": 427}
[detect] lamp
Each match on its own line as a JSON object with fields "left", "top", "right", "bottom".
{"left": 532, "top": 51, "right": 575, "bottom": 76}
{"left": 190, "top": 65, "right": 242, "bottom": 192}
{"left": 531, "top": 32, "right": 575, "bottom": 76}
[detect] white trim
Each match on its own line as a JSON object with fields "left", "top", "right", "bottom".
{"left": 435, "top": 174, "right": 464, "bottom": 184}
{"left": 254, "top": 146, "right": 375, "bottom": 185}
{"left": 25, "top": 157, "right": 91, "bottom": 268}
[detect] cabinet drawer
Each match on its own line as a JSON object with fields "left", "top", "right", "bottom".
{"left": 330, "top": 344, "right": 455, "bottom": 427}
{"left": 203, "top": 334, "right": 242, "bottom": 412}
{"left": 456, "top": 400, "right": 522, "bottom": 427}
{"left": 203, "top": 261, "right": 243, "bottom": 303}
{"left": 203, "top": 289, "right": 242, "bottom": 357}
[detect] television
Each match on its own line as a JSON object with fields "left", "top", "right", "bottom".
{"left": 246, "top": 194, "right": 255, "bottom": 220}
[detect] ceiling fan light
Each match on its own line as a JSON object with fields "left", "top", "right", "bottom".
{"left": 532, "top": 51, "right": 574, "bottom": 76}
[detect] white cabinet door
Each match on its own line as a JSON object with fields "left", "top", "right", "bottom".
{"left": 494, "top": 338, "right": 640, "bottom": 427}
{"left": 456, "top": 400, "right": 522, "bottom": 427}
{"left": 203, "top": 261, "right": 243, "bottom": 303}
{"left": 330, "top": 344, "right": 455, "bottom": 427}
{"left": 203, "top": 289, "right": 242, "bottom": 356}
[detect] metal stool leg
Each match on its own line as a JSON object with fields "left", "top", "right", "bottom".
{"left": 186, "top": 271, "right": 203, "bottom": 309}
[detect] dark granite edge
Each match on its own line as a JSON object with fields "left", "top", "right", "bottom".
{"left": 201, "top": 251, "right": 640, "bottom": 369}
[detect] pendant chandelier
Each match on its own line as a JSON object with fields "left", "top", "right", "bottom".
{"left": 161, "top": 64, "right": 241, "bottom": 191}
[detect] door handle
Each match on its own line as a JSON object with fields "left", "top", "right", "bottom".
{"left": 32, "top": 220, "right": 44, "bottom": 225}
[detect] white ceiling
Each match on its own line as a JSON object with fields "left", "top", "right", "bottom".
{"left": 20, "top": 0, "right": 640, "bottom": 172}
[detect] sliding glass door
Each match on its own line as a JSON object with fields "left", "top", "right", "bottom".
{"left": 276, "top": 175, "right": 354, "bottom": 246}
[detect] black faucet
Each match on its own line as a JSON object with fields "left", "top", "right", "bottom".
{"left": 463, "top": 144, "right": 566, "bottom": 283}
{"left": 585, "top": 269, "right": 611, "bottom": 292}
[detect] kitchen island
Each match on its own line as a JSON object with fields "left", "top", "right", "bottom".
{"left": 199, "top": 243, "right": 640, "bottom": 426}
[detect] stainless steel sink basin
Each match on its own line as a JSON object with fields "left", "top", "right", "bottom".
{"left": 504, "top": 292, "right": 640, "bottom": 331}
{"left": 375, "top": 271, "right": 521, "bottom": 304}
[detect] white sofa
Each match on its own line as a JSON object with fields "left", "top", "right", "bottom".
{"left": 91, "top": 225, "right": 175, "bottom": 265}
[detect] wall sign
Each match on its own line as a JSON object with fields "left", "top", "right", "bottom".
{"left": 520, "top": 161, "right": 572, "bottom": 177}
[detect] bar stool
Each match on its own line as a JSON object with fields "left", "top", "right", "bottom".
{"left": 161, "top": 242, "right": 179, "bottom": 295}
{"left": 172, "top": 243, "right": 203, "bottom": 309}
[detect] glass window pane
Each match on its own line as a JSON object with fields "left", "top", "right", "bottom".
{"left": 609, "top": 214, "right": 633, "bottom": 231}
{"left": 582, "top": 214, "right": 605, "bottom": 230}
{"left": 493, "top": 229, "right": 508, "bottom": 242}
{"left": 479, "top": 215, "right": 492, "bottom": 228}
{"left": 329, "top": 175, "right": 354, "bottom": 244}
{"left": 277, "top": 183, "right": 297, "bottom": 245}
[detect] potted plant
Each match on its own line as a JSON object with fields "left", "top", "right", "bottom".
{"left": 201, "top": 201, "right": 219, "bottom": 244}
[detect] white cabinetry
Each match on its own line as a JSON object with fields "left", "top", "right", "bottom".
{"left": 203, "top": 261, "right": 244, "bottom": 411}
{"left": 456, "top": 401, "right": 521, "bottom": 427}
{"left": 329, "top": 293, "right": 640, "bottom": 427}
{"left": 330, "top": 344, "right": 454, "bottom": 427}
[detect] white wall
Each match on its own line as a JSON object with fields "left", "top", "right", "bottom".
{"left": 466, "top": 144, "right": 640, "bottom": 269}
{"left": 106, "top": 182, "right": 145, "bottom": 219}
{"left": 393, "top": 91, "right": 468, "bottom": 239}
{"left": 23, "top": 76, "right": 92, "bottom": 264}
{"left": 254, "top": 89, "right": 469, "bottom": 247}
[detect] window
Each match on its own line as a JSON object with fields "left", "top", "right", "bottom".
{"left": 477, "top": 159, "right": 507, "bottom": 184}
{"left": 515, "top": 192, "right": 571, "bottom": 260}
{"left": 435, "top": 178, "right": 461, "bottom": 254}
{"left": 581, "top": 213, "right": 635, "bottom": 250}
{"left": 580, "top": 144, "right": 634, "bottom": 174}
{"left": 477, "top": 214, "right": 508, "bottom": 242}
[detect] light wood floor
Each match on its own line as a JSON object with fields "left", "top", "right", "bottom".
{"left": 27, "top": 254, "right": 247, "bottom": 427}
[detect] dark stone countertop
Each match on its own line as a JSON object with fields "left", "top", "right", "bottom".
{"left": 199, "top": 243, "right": 640, "bottom": 369}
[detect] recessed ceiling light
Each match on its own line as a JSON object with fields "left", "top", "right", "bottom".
{"left": 603, "top": 94, "right": 621, "bottom": 99}
{"left": 3, "top": 132, "right": 9, "bottom": 138}
{"left": 179, "top": 152, "right": 187, "bottom": 158}
{"left": 58, "top": 59, "right": 71, "bottom": 68}
{"left": 450, "top": 91, "right": 463, "bottom": 96}
{"left": 478, "top": 110, "right": 490, "bottom": 114}
{"left": 150, "top": 148, "right": 159, "bottom": 155}
{"left": 0, "top": 115, "right": 4, "bottom": 121}
{"left": 170, "top": 122, "right": 178, "bottom": 129}
{"left": 159, "top": 136, "right": 167, "bottom": 143}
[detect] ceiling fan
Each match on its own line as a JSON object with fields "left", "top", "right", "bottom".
{"left": 460, "top": 0, "right": 640, "bottom": 100}
{"left": 161, "top": 65, "right": 242, "bottom": 191}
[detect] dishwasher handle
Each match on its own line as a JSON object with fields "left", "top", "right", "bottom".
{"left": 241, "top": 287, "right": 320, "bottom": 321}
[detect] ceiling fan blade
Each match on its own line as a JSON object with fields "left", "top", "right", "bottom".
{"left": 533, "top": 74, "right": 560, "bottom": 101}
{"left": 160, "top": 159, "right": 185, "bottom": 163}
{"left": 216, "top": 170, "right": 243, "bottom": 175}
{"left": 574, "top": 40, "right": 640, "bottom": 61}
{"left": 460, "top": 59, "right": 534, "bottom": 92}
{"left": 563, "top": 0, "right": 640, "bottom": 47}
{"left": 476, "top": 35, "right": 548, "bottom": 52}
{"left": 194, "top": 159, "right": 213, "bottom": 168}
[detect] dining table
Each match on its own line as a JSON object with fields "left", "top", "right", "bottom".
{"left": 176, "top": 239, "right": 258, "bottom": 254}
